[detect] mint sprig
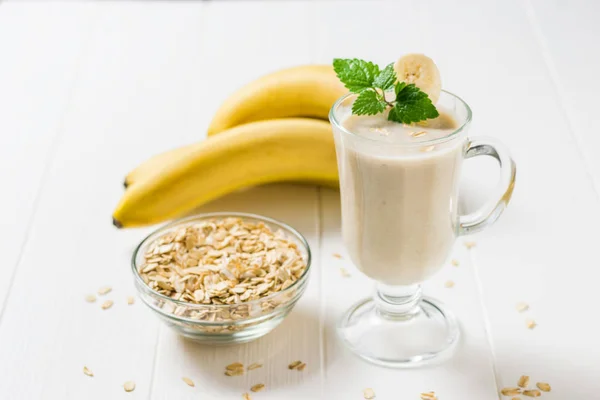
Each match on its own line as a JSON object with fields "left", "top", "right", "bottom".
{"left": 333, "top": 58, "right": 439, "bottom": 124}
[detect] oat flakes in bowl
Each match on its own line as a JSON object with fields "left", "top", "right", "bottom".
{"left": 131, "top": 212, "right": 311, "bottom": 344}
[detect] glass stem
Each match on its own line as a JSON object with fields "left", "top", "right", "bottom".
{"left": 374, "top": 283, "right": 422, "bottom": 320}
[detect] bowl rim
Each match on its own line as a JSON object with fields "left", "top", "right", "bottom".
{"left": 131, "top": 211, "right": 312, "bottom": 311}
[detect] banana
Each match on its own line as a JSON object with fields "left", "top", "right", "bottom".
{"left": 207, "top": 65, "right": 346, "bottom": 136}
{"left": 123, "top": 65, "right": 346, "bottom": 187}
{"left": 113, "top": 118, "right": 338, "bottom": 228}
{"left": 124, "top": 146, "right": 195, "bottom": 188}
{"left": 393, "top": 54, "right": 442, "bottom": 104}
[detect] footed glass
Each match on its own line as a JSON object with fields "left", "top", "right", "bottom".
{"left": 330, "top": 91, "right": 516, "bottom": 367}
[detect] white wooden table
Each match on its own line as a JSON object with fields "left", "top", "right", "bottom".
{"left": 1, "top": 1, "right": 599, "bottom": 398}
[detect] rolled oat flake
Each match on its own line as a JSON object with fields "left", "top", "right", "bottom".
{"left": 123, "top": 381, "right": 135, "bottom": 392}
{"left": 182, "top": 377, "right": 195, "bottom": 387}
{"left": 363, "top": 388, "right": 375, "bottom": 399}
{"left": 501, "top": 387, "right": 521, "bottom": 396}
{"left": 250, "top": 383, "right": 265, "bottom": 392}
{"left": 517, "top": 375, "right": 530, "bottom": 388}
{"left": 536, "top": 382, "right": 551, "bottom": 392}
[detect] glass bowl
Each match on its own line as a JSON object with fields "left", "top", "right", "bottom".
{"left": 131, "top": 212, "right": 312, "bottom": 345}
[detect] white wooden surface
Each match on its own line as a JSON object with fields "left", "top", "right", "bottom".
{"left": 0, "top": 1, "right": 598, "bottom": 398}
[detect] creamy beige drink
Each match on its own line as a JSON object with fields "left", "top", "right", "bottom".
{"left": 332, "top": 54, "right": 516, "bottom": 367}
{"left": 336, "top": 106, "right": 463, "bottom": 285}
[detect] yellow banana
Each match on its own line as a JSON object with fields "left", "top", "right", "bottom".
{"left": 113, "top": 118, "right": 337, "bottom": 228}
{"left": 123, "top": 65, "right": 345, "bottom": 188}
{"left": 207, "top": 65, "right": 346, "bottom": 136}
{"left": 124, "top": 146, "right": 195, "bottom": 188}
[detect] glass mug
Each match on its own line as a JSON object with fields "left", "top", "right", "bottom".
{"left": 330, "top": 90, "right": 516, "bottom": 368}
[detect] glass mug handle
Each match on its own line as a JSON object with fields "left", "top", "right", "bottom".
{"left": 458, "top": 137, "right": 517, "bottom": 235}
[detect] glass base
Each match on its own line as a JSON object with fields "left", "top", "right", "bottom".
{"left": 337, "top": 295, "right": 460, "bottom": 368}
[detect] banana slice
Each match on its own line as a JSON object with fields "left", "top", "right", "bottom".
{"left": 394, "top": 54, "right": 442, "bottom": 104}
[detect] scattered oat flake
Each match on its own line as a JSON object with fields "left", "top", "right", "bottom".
{"left": 363, "top": 388, "right": 376, "bottom": 399}
{"left": 526, "top": 319, "right": 537, "bottom": 329}
{"left": 420, "top": 392, "right": 437, "bottom": 400}
{"left": 127, "top": 296, "right": 135, "bottom": 305}
{"left": 97, "top": 286, "right": 112, "bottom": 295}
{"left": 516, "top": 302, "right": 529, "bottom": 313}
{"left": 522, "top": 389, "right": 541, "bottom": 397}
{"left": 451, "top": 259, "right": 459, "bottom": 267}
{"left": 411, "top": 131, "right": 427, "bottom": 138}
{"left": 85, "top": 294, "right": 96, "bottom": 303}
{"left": 123, "top": 381, "right": 136, "bottom": 392}
{"left": 226, "top": 362, "right": 244, "bottom": 371}
{"left": 517, "top": 375, "right": 530, "bottom": 388}
{"left": 225, "top": 369, "right": 244, "bottom": 377}
{"left": 297, "top": 363, "right": 307, "bottom": 371}
{"left": 511, "top": 398, "right": 521, "bottom": 400}
{"left": 224, "top": 362, "right": 244, "bottom": 376}
{"left": 332, "top": 253, "right": 343, "bottom": 259}
{"left": 501, "top": 387, "right": 521, "bottom": 396}
{"left": 101, "top": 300, "right": 113, "bottom": 310}
{"left": 83, "top": 366, "right": 93, "bottom": 377}
{"left": 243, "top": 394, "right": 252, "bottom": 400}
{"left": 464, "top": 241, "right": 476, "bottom": 249}
{"left": 420, "top": 145, "right": 435, "bottom": 152}
{"left": 288, "top": 360, "right": 302, "bottom": 370}
{"left": 340, "top": 267, "right": 351, "bottom": 278}
{"left": 536, "top": 382, "right": 551, "bottom": 392}
{"left": 182, "top": 377, "right": 195, "bottom": 387}
{"left": 247, "top": 363, "right": 262, "bottom": 371}
{"left": 250, "top": 383, "right": 265, "bottom": 392}
{"left": 444, "top": 280, "right": 455, "bottom": 288}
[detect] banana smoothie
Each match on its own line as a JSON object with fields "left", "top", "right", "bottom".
{"left": 332, "top": 54, "right": 516, "bottom": 366}
{"left": 335, "top": 107, "right": 463, "bottom": 285}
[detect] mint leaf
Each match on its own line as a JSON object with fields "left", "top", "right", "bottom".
{"left": 388, "top": 82, "right": 439, "bottom": 124}
{"left": 333, "top": 58, "right": 380, "bottom": 93}
{"left": 394, "top": 81, "right": 406, "bottom": 96}
{"left": 352, "top": 89, "right": 386, "bottom": 115}
{"left": 373, "top": 63, "right": 396, "bottom": 91}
